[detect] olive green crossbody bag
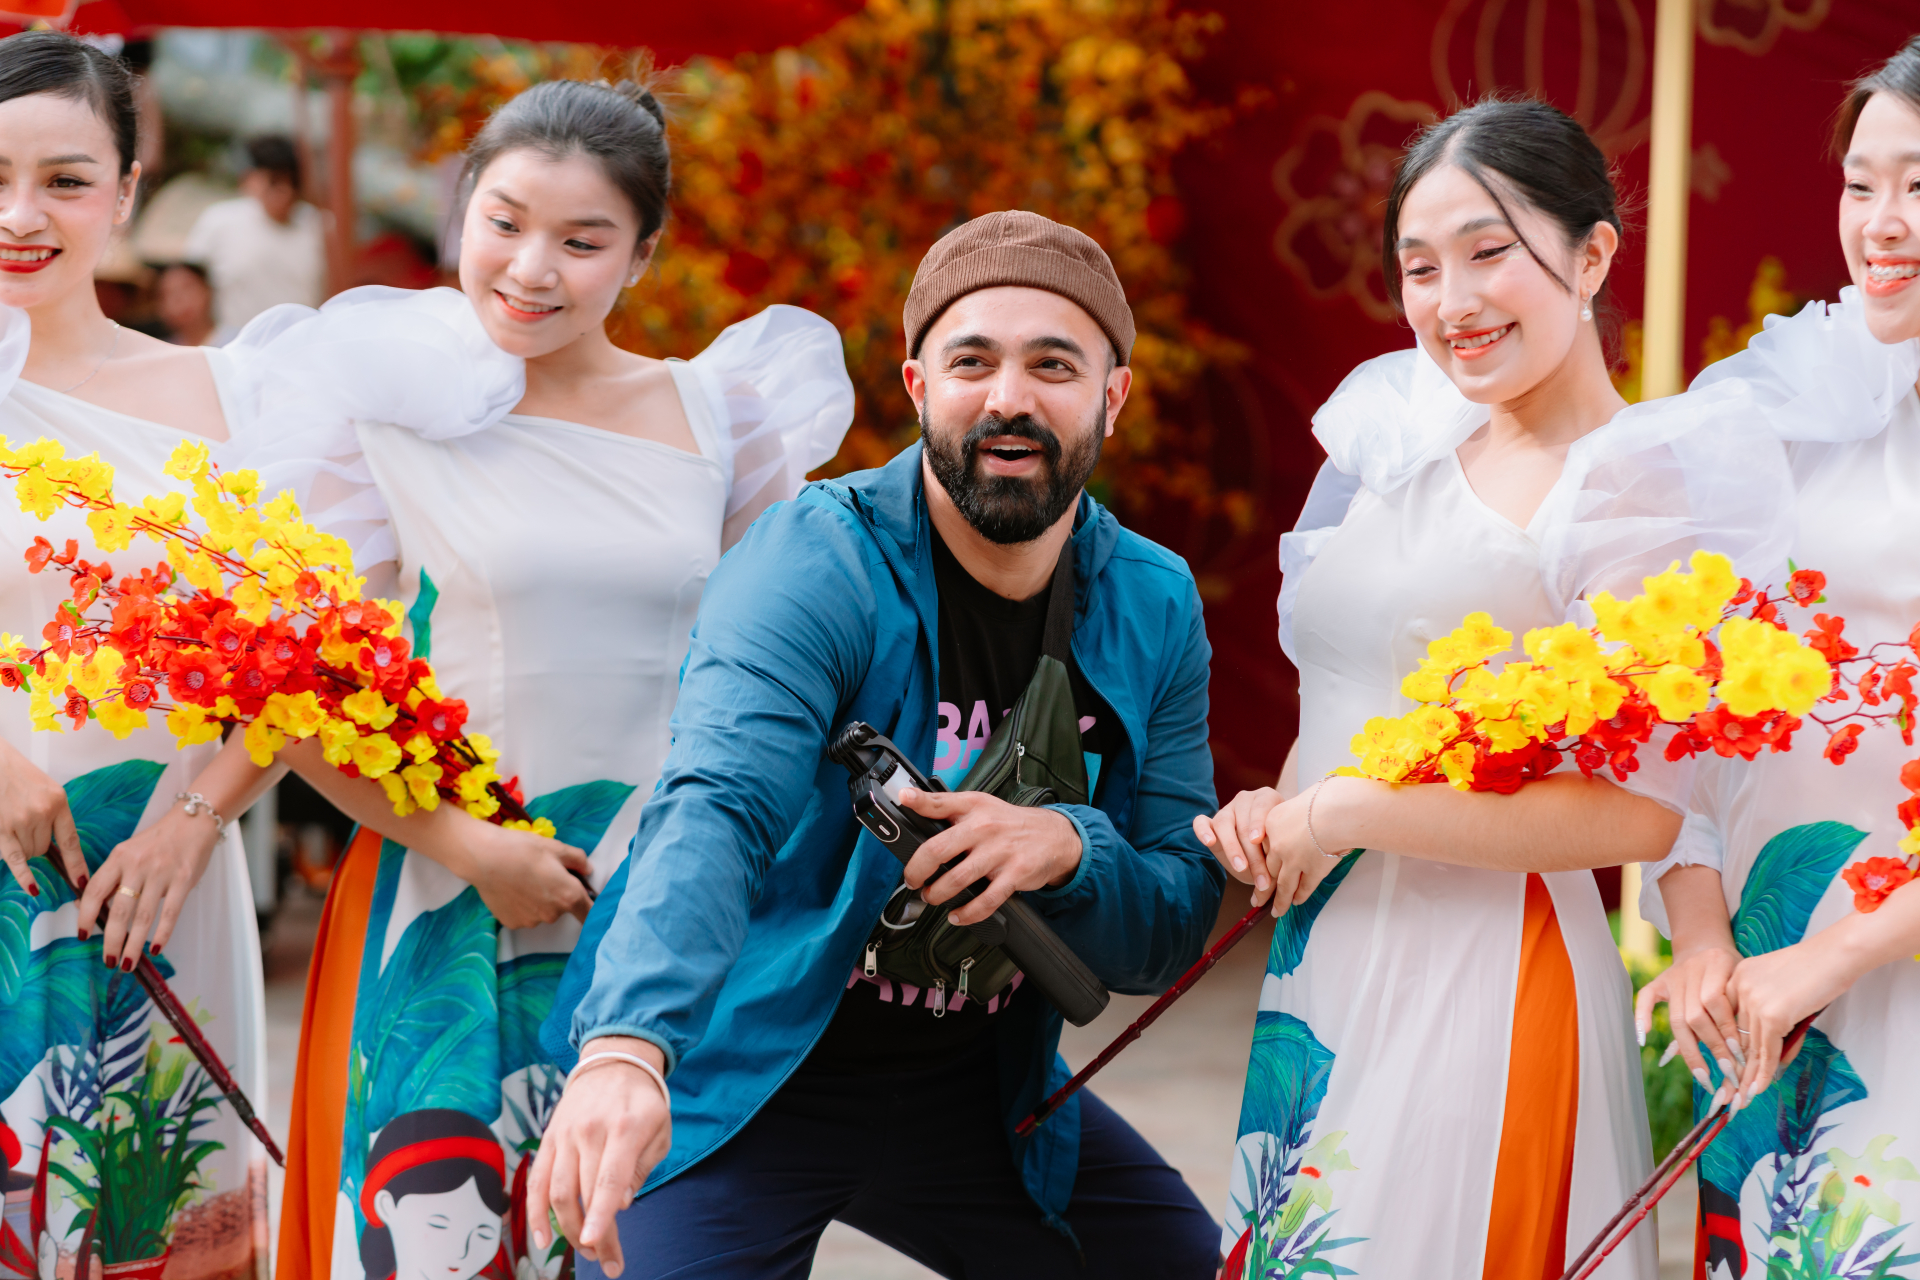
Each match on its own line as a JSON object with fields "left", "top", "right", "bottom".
{"left": 858, "top": 543, "right": 1089, "bottom": 1013}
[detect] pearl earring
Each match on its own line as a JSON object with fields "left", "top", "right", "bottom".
{"left": 626, "top": 274, "right": 640, "bottom": 287}
{"left": 1580, "top": 294, "right": 1593, "bottom": 322}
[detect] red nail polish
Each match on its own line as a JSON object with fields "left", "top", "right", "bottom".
{"left": 26, "top": 883, "right": 38, "bottom": 897}
{"left": 149, "top": 943, "right": 161, "bottom": 956}
{"left": 77, "top": 929, "right": 89, "bottom": 941}
{"left": 76, "top": 874, "right": 88, "bottom": 891}
{"left": 121, "top": 957, "right": 134, "bottom": 972}
{"left": 103, "top": 953, "right": 115, "bottom": 968}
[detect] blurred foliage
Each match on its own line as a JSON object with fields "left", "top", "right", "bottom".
{"left": 397, "top": 0, "right": 1252, "bottom": 525}
{"left": 1625, "top": 947, "right": 1696, "bottom": 1162}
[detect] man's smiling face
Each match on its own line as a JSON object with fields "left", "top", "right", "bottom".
{"left": 907, "top": 286, "right": 1125, "bottom": 546}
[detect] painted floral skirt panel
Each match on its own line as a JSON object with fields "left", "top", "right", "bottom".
{"left": 1, "top": 761, "right": 267, "bottom": 1280}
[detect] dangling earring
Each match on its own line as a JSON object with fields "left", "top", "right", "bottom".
{"left": 1580, "top": 293, "right": 1593, "bottom": 322}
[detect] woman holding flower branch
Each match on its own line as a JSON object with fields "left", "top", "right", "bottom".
{"left": 236, "top": 81, "right": 854, "bottom": 1280}
{"left": 1629, "top": 41, "right": 1920, "bottom": 1273}
{"left": 0, "top": 32, "right": 280, "bottom": 1280}
{"left": 1200, "top": 101, "right": 1797, "bottom": 1278}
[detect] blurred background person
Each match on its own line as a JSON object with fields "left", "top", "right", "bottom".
{"left": 184, "top": 132, "right": 325, "bottom": 336}
{"left": 156, "top": 260, "right": 217, "bottom": 345}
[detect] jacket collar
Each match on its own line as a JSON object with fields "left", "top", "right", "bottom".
{"left": 829, "top": 441, "right": 1120, "bottom": 624}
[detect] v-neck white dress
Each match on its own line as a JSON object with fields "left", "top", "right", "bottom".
{"left": 1223, "top": 342, "right": 1795, "bottom": 1279}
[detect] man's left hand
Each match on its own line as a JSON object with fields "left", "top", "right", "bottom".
{"left": 895, "top": 788, "right": 1081, "bottom": 926}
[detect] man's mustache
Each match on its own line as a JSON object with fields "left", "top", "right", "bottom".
{"left": 961, "top": 414, "right": 1063, "bottom": 466}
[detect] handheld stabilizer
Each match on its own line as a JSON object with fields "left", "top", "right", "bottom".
{"left": 828, "top": 721, "right": 1110, "bottom": 1027}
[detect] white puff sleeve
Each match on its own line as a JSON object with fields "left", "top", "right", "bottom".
{"left": 215, "top": 286, "right": 525, "bottom": 570}
{"left": 1690, "top": 286, "right": 1920, "bottom": 444}
{"left": 1279, "top": 344, "right": 1491, "bottom": 665}
{"left": 677, "top": 305, "right": 855, "bottom": 548}
{"left": 0, "top": 306, "right": 29, "bottom": 402}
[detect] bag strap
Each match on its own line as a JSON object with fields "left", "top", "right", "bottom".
{"left": 1041, "top": 537, "right": 1075, "bottom": 663}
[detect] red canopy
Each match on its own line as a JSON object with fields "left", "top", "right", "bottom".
{"left": 19, "top": 0, "right": 861, "bottom": 58}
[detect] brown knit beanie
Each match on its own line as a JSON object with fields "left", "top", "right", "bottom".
{"left": 903, "top": 211, "right": 1135, "bottom": 365}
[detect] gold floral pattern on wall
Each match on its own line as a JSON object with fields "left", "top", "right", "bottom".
{"left": 1271, "top": 91, "right": 1437, "bottom": 323}
{"left": 1698, "top": 0, "right": 1829, "bottom": 57}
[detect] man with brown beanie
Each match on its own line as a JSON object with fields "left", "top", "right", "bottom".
{"left": 531, "top": 211, "right": 1224, "bottom": 1279}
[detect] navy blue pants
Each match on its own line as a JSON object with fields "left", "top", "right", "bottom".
{"left": 581, "top": 1048, "right": 1220, "bottom": 1280}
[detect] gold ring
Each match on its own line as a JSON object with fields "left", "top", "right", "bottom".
{"left": 115, "top": 885, "right": 138, "bottom": 900}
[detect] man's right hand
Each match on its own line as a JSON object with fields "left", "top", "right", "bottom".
{"left": 527, "top": 1036, "right": 672, "bottom": 1278}
{"left": 0, "top": 737, "right": 85, "bottom": 897}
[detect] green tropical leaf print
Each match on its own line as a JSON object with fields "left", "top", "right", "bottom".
{"left": 525, "top": 781, "right": 637, "bottom": 856}
{"left": 498, "top": 953, "right": 568, "bottom": 1080}
{"left": 64, "top": 760, "right": 168, "bottom": 872}
{"left": 0, "top": 937, "right": 96, "bottom": 1100}
{"left": 1697, "top": 1027, "right": 1865, "bottom": 1201}
{"left": 1731, "top": 821, "right": 1867, "bottom": 959}
{"left": 1267, "top": 851, "right": 1361, "bottom": 981}
{"left": 351, "top": 845, "right": 502, "bottom": 1131}
{"left": 1236, "top": 1011, "right": 1336, "bottom": 1152}
{"left": 407, "top": 568, "right": 439, "bottom": 662}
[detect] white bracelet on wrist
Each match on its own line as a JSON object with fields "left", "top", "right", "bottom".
{"left": 176, "top": 791, "right": 226, "bottom": 835}
{"left": 567, "top": 1050, "right": 671, "bottom": 1112}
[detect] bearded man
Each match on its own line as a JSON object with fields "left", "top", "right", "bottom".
{"left": 530, "top": 211, "right": 1224, "bottom": 1279}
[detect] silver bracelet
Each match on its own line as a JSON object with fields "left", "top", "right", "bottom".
{"left": 567, "top": 1050, "right": 671, "bottom": 1113}
{"left": 1305, "top": 776, "right": 1343, "bottom": 860}
{"left": 176, "top": 791, "right": 226, "bottom": 835}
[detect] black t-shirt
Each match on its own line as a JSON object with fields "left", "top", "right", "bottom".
{"left": 800, "top": 525, "right": 1119, "bottom": 1075}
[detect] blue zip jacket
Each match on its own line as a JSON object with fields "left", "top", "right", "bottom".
{"left": 542, "top": 443, "right": 1224, "bottom": 1226}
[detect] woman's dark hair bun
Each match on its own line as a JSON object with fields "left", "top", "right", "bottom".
{"left": 614, "top": 80, "right": 667, "bottom": 129}
{"left": 463, "top": 77, "right": 672, "bottom": 244}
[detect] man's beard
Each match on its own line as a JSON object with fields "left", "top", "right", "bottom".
{"left": 920, "top": 404, "right": 1104, "bottom": 546}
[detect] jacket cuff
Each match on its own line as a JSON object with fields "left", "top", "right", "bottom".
{"left": 572, "top": 1024, "right": 681, "bottom": 1078}
{"left": 1033, "top": 804, "right": 1097, "bottom": 902}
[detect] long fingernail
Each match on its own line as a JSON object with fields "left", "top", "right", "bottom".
{"left": 1659, "top": 1041, "right": 1680, "bottom": 1067}
{"left": 1730, "top": 1090, "right": 1748, "bottom": 1113}
{"left": 1636, "top": 1028, "right": 1646, "bottom": 1048}
{"left": 1715, "top": 1057, "right": 1734, "bottom": 1079}
{"left": 1711, "top": 1084, "right": 1731, "bottom": 1110}
{"left": 1725, "top": 1039, "right": 1746, "bottom": 1065}
{"left": 1691, "top": 1066, "right": 1711, "bottom": 1089}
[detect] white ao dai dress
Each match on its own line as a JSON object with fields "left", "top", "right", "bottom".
{"left": 1223, "top": 342, "right": 1794, "bottom": 1279}
{"left": 217, "top": 287, "right": 853, "bottom": 1280}
{"left": 1648, "top": 289, "right": 1920, "bottom": 1278}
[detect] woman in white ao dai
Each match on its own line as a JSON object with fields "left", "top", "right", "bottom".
{"left": 1203, "top": 100, "right": 1792, "bottom": 1280}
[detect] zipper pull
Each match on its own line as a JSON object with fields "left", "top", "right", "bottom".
{"left": 1015, "top": 743, "right": 1026, "bottom": 758}
{"left": 864, "top": 942, "right": 877, "bottom": 978}
{"left": 958, "top": 957, "right": 974, "bottom": 1001}
{"left": 932, "top": 979, "right": 946, "bottom": 1018}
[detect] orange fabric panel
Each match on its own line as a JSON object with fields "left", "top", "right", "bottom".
{"left": 276, "top": 828, "right": 383, "bottom": 1280}
{"left": 1483, "top": 873, "right": 1581, "bottom": 1280}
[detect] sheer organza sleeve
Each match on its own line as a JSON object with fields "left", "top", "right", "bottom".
{"left": 1690, "top": 286, "right": 1920, "bottom": 444}
{"left": 0, "top": 306, "right": 28, "bottom": 401}
{"left": 1277, "top": 461, "right": 1361, "bottom": 666}
{"left": 215, "top": 286, "right": 525, "bottom": 569}
{"left": 1278, "top": 345, "right": 1490, "bottom": 665}
{"left": 1534, "top": 379, "right": 1796, "bottom": 812}
{"left": 679, "top": 305, "right": 855, "bottom": 548}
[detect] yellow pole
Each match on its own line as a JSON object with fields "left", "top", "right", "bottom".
{"left": 1620, "top": 861, "right": 1659, "bottom": 966}
{"left": 1641, "top": 0, "right": 1696, "bottom": 401}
